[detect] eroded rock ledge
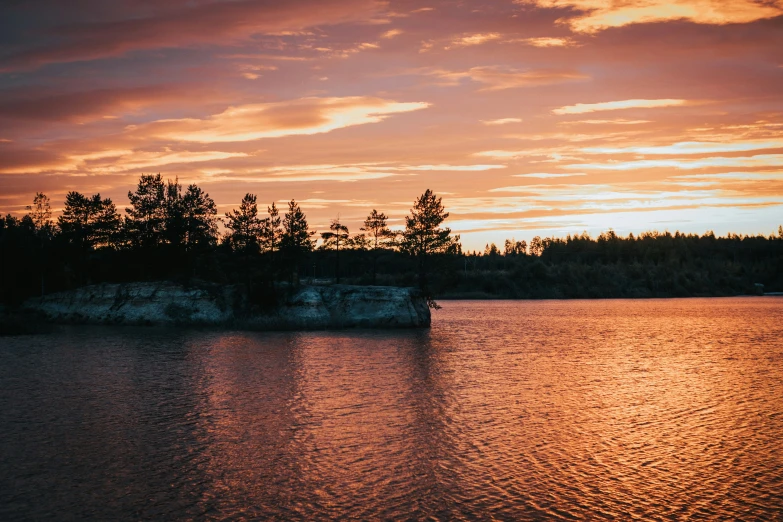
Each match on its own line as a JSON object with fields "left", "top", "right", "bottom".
{"left": 24, "top": 282, "right": 431, "bottom": 330}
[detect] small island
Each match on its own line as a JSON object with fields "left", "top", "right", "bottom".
{"left": 24, "top": 282, "right": 430, "bottom": 329}
{"left": 3, "top": 176, "right": 457, "bottom": 331}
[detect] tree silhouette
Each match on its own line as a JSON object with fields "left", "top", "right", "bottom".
{"left": 225, "top": 193, "right": 262, "bottom": 253}
{"left": 399, "top": 189, "right": 459, "bottom": 291}
{"left": 126, "top": 174, "right": 166, "bottom": 248}
{"left": 26, "top": 192, "right": 52, "bottom": 233}
{"left": 25, "top": 192, "right": 53, "bottom": 295}
{"left": 181, "top": 185, "right": 219, "bottom": 249}
{"left": 58, "top": 191, "right": 91, "bottom": 250}
{"left": 321, "top": 218, "right": 349, "bottom": 283}
{"left": 484, "top": 243, "right": 500, "bottom": 256}
{"left": 281, "top": 199, "right": 315, "bottom": 284}
{"left": 348, "top": 233, "right": 371, "bottom": 251}
{"left": 260, "top": 202, "right": 282, "bottom": 253}
{"left": 59, "top": 191, "right": 120, "bottom": 251}
{"left": 4, "top": 179, "right": 783, "bottom": 307}
{"left": 529, "top": 236, "right": 543, "bottom": 256}
{"left": 504, "top": 238, "right": 527, "bottom": 256}
{"left": 90, "top": 196, "right": 121, "bottom": 249}
{"left": 361, "top": 209, "right": 394, "bottom": 284}
{"left": 163, "top": 178, "right": 186, "bottom": 248}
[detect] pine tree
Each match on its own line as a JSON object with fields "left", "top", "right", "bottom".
{"left": 163, "top": 178, "right": 186, "bottom": 248}
{"left": 26, "top": 192, "right": 52, "bottom": 232}
{"left": 399, "top": 189, "right": 459, "bottom": 291}
{"left": 126, "top": 174, "right": 166, "bottom": 247}
{"left": 280, "top": 199, "right": 315, "bottom": 284}
{"left": 321, "top": 218, "right": 349, "bottom": 283}
{"left": 360, "top": 209, "right": 394, "bottom": 284}
{"left": 25, "top": 192, "right": 53, "bottom": 296}
{"left": 90, "top": 196, "right": 121, "bottom": 249}
{"left": 260, "top": 202, "right": 282, "bottom": 253}
{"left": 348, "top": 233, "right": 371, "bottom": 251}
{"left": 504, "top": 238, "right": 527, "bottom": 256}
{"left": 530, "top": 236, "right": 543, "bottom": 256}
{"left": 181, "top": 185, "right": 218, "bottom": 249}
{"left": 58, "top": 191, "right": 90, "bottom": 248}
{"left": 59, "top": 191, "right": 120, "bottom": 249}
{"left": 224, "top": 193, "right": 262, "bottom": 252}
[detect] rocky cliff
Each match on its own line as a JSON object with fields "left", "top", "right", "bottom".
{"left": 23, "top": 282, "right": 431, "bottom": 330}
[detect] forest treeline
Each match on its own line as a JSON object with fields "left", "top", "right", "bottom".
{"left": 0, "top": 174, "right": 459, "bottom": 306}
{"left": 1, "top": 173, "right": 782, "bottom": 305}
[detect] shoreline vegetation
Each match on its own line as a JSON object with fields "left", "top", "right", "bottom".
{"left": 2, "top": 174, "right": 782, "bottom": 319}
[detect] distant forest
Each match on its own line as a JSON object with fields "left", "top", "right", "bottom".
{"left": 2, "top": 173, "right": 782, "bottom": 306}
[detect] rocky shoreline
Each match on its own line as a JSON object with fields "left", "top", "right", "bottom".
{"left": 21, "top": 282, "right": 431, "bottom": 331}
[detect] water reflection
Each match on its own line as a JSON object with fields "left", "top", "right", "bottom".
{"left": 1, "top": 297, "right": 782, "bottom": 519}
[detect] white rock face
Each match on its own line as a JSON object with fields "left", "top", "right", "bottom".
{"left": 24, "top": 282, "right": 430, "bottom": 330}
{"left": 24, "top": 282, "right": 232, "bottom": 326}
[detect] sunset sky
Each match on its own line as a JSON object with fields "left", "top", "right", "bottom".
{"left": 1, "top": 0, "right": 782, "bottom": 250}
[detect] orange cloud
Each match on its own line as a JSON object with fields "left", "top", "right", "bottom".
{"left": 565, "top": 154, "right": 783, "bottom": 170}
{"left": 426, "top": 66, "right": 588, "bottom": 91}
{"left": 560, "top": 119, "right": 651, "bottom": 125}
{"left": 515, "top": 0, "right": 783, "bottom": 33}
{"left": 0, "top": 149, "right": 248, "bottom": 175}
{"left": 140, "top": 97, "right": 430, "bottom": 143}
{"left": 207, "top": 162, "right": 505, "bottom": 184}
{"left": 582, "top": 139, "right": 783, "bottom": 155}
{"left": 672, "top": 171, "right": 783, "bottom": 181}
{"left": 447, "top": 33, "right": 502, "bottom": 48}
{"left": 514, "top": 173, "right": 586, "bottom": 178}
{"left": 553, "top": 99, "right": 689, "bottom": 114}
{"left": 381, "top": 29, "right": 404, "bottom": 39}
{"left": 482, "top": 118, "right": 523, "bottom": 125}
{"left": 517, "top": 37, "right": 575, "bottom": 47}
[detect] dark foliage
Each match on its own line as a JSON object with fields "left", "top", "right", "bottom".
{"left": 1, "top": 178, "right": 781, "bottom": 307}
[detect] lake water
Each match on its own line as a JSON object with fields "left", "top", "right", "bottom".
{"left": 1, "top": 298, "right": 782, "bottom": 520}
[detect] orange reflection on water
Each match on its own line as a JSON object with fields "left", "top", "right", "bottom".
{"left": 191, "top": 298, "right": 783, "bottom": 519}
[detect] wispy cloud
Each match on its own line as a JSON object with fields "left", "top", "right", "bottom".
{"left": 560, "top": 119, "right": 651, "bottom": 125}
{"left": 513, "top": 173, "right": 586, "bottom": 178}
{"left": 553, "top": 99, "right": 689, "bottom": 115}
{"left": 564, "top": 154, "right": 783, "bottom": 170}
{"left": 381, "top": 29, "right": 403, "bottom": 39}
{"left": 581, "top": 139, "right": 783, "bottom": 155}
{"left": 672, "top": 171, "right": 783, "bottom": 181}
{"left": 199, "top": 162, "right": 505, "bottom": 184}
{"left": 516, "top": 37, "right": 575, "bottom": 47}
{"left": 425, "top": 66, "right": 588, "bottom": 91}
{"left": 515, "top": 0, "right": 783, "bottom": 33}
{"left": 139, "top": 97, "right": 429, "bottom": 143}
{"left": 0, "top": 149, "right": 249, "bottom": 175}
{"left": 482, "top": 118, "right": 523, "bottom": 125}
{"left": 446, "top": 33, "right": 502, "bottom": 48}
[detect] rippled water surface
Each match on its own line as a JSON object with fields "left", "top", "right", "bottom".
{"left": 2, "top": 297, "right": 783, "bottom": 520}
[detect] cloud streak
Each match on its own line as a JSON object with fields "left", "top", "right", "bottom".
{"left": 553, "top": 99, "right": 689, "bottom": 115}
{"left": 424, "top": 66, "right": 588, "bottom": 90}
{"left": 515, "top": 0, "right": 783, "bottom": 33}
{"left": 140, "top": 97, "right": 430, "bottom": 143}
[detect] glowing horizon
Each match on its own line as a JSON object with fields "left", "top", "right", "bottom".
{"left": 1, "top": 0, "right": 781, "bottom": 250}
